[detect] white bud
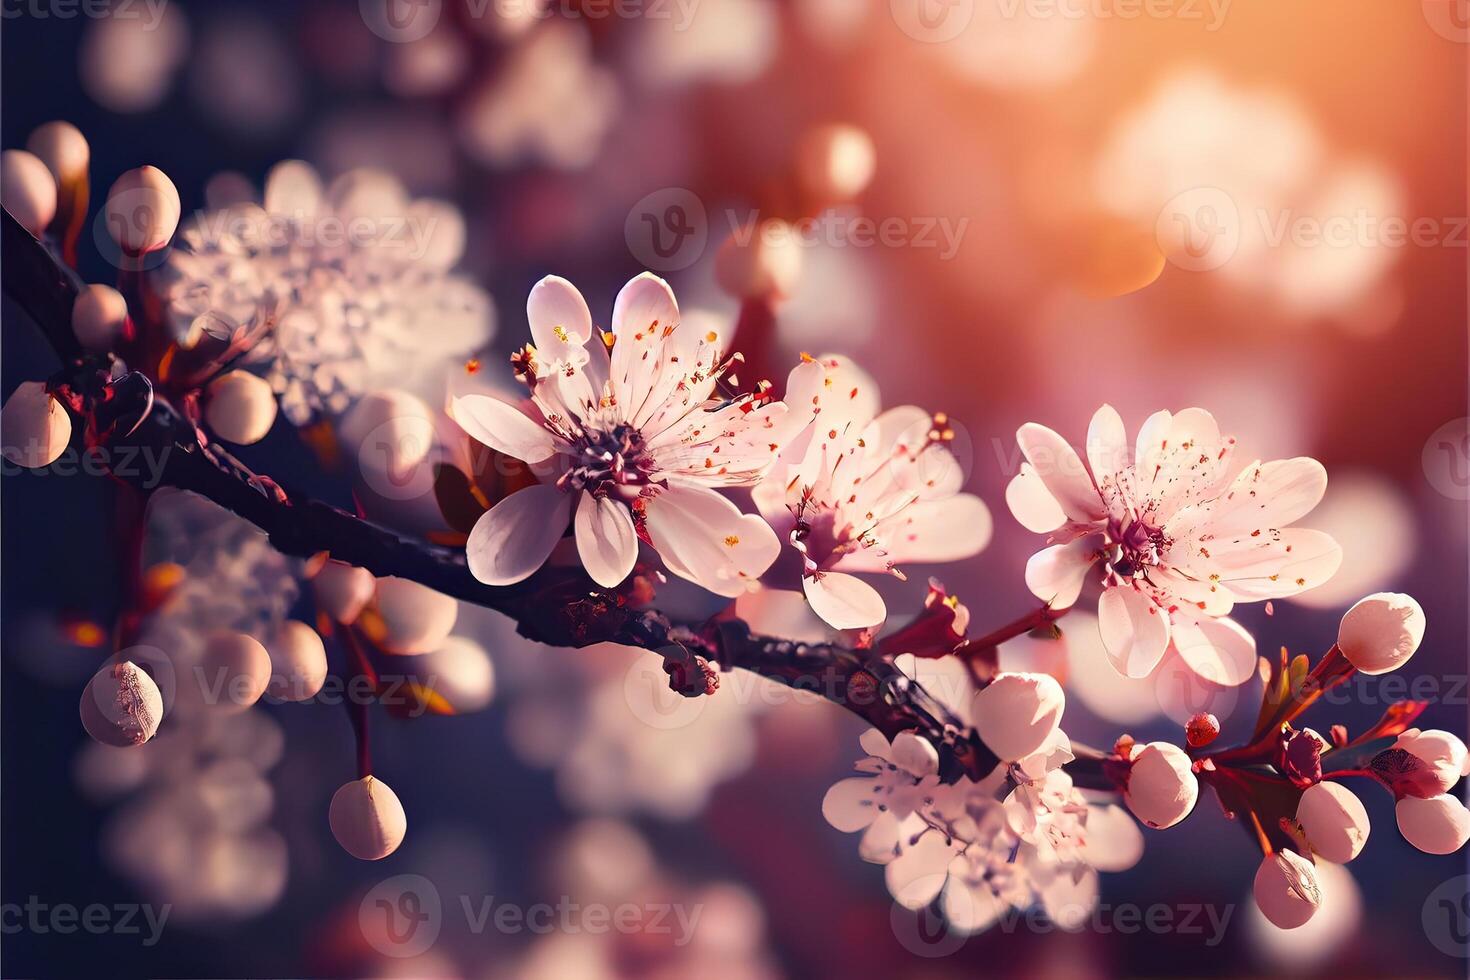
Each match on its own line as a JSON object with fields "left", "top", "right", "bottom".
{"left": 1296, "top": 781, "right": 1369, "bottom": 863}
{"left": 2, "top": 150, "right": 58, "bottom": 236}
{"left": 971, "top": 671, "right": 1064, "bottom": 762}
{"left": 71, "top": 284, "right": 129, "bottom": 352}
{"left": 199, "top": 630, "right": 271, "bottom": 714}
{"left": 795, "top": 123, "right": 876, "bottom": 202}
{"left": 104, "top": 165, "right": 180, "bottom": 254}
{"left": 312, "top": 560, "right": 376, "bottom": 625}
{"left": 1124, "top": 741, "right": 1199, "bottom": 829}
{"left": 715, "top": 220, "right": 804, "bottom": 300}
{"left": 1253, "top": 849, "right": 1322, "bottom": 930}
{"left": 1395, "top": 794, "right": 1470, "bottom": 855}
{"left": 1, "top": 381, "right": 71, "bottom": 468}
{"left": 266, "top": 620, "right": 328, "bottom": 702}
{"left": 373, "top": 577, "right": 458, "bottom": 654}
{"left": 340, "top": 389, "right": 435, "bottom": 476}
{"left": 204, "top": 371, "right": 277, "bottom": 445}
{"left": 80, "top": 660, "right": 162, "bottom": 746}
{"left": 1336, "top": 592, "right": 1424, "bottom": 675}
{"left": 329, "top": 775, "right": 407, "bottom": 860}
{"left": 416, "top": 636, "right": 496, "bottom": 713}
{"left": 1390, "top": 728, "right": 1468, "bottom": 797}
{"left": 26, "top": 121, "right": 90, "bottom": 184}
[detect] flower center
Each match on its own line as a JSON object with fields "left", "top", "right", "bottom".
{"left": 1107, "top": 516, "right": 1170, "bottom": 579}
{"left": 556, "top": 423, "right": 655, "bottom": 496}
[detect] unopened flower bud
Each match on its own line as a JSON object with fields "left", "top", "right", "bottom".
{"left": 312, "top": 560, "right": 376, "bottom": 625}
{"left": 1296, "top": 781, "right": 1370, "bottom": 863}
{"left": 1395, "top": 794, "right": 1470, "bottom": 855}
{"left": 971, "top": 671, "right": 1064, "bottom": 762}
{"left": 1124, "top": 741, "right": 1198, "bottom": 829}
{"left": 1378, "top": 729, "right": 1469, "bottom": 798}
{"left": 204, "top": 371, "right": 277, "bottom": 445}
{"left": 329, "top": 775, "right": 407, "bottom": 860}
{"left": 1185, "top": 712, "right": 1219, "bottom": 748}
{"left": 794, "top": 123, "right": 876, "bottom": 202}
{"left": 267, "top": 620, "right": 328, "bottom": 702}
{"left": 26, "top": 120, "right": 89, "bottom": 184}
{"left": 1253, "top": 849, "right": 1321, "bottom": 930}
{"left": 715, "top": 220, "right": 803, "bottom": 300}
{"left": 373, "top": 577, "right": 458, "bottom": 654}
{"left": 1, "top": 149, "right": 58, "bottom": 236}
{"left": 1277, "top": 727, "right": 1328, "bottom": 787}
{"left": 72, "top": 284, "right": 129, "bottom": 352}
{"left": 80, "top": 660, "right": 162, "bottom": 747}
{"left": 1, "top": 381, "right": 71, "bottom": 468}
{"left": 200, "top": 630, "right": 271, "bottom": 713}
{"left": 104, "top": 165, "right": 180, "bottom": 254}
{"left": 1336, "top": 592, "right": 1424, "bottom": 675}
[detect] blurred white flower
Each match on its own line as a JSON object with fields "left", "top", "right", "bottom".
{"left": 458, "top": 22, "right": 619, "bottom": 171}
{"left": 1009, "top": 404, "right": 1339, "bottom": 686}
{"left": 79, "top": 4, "right": 189, "bottom": 113}
{"left": 625, "top": 0, "right": 777, "bottom": 90}
{"left": 155, "top": 161, "right": 493, "bottom": 423}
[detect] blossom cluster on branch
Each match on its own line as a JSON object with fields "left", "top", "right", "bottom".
{"left": 1, "top": 120, "right": 1465, "bottom": 939}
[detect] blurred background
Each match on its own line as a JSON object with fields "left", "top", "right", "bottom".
{"left": 2, "top": 0, "right": 1467, "bottom": 976}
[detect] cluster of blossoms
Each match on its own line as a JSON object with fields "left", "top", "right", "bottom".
{"left": 451, "top": 273, "right": 992, "bottom": 628}
{"left": 156, "top": 160, "right": 492, "bottom": 424}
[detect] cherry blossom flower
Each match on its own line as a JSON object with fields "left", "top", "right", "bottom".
{"left": 823, "top": 724, "right": 1143, "bottom": 936}
{"left": 452, "top": 273, "right": 816, "bottom": 595}
{"left": 1008, "top": 405, "right": 1341, "bottom": 685}
{"left": 156, "top": 161, "right": 493, "bottom": 423}
{"left": 753, "top": 356, "right": 992, "bottom": 629}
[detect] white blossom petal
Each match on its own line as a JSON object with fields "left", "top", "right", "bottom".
{"left": 527, "top": 274, "right": 593, "bottom": 367}
{"left": 1016, "top": 422, "right": 1105, "bottom": 523}
{"left": 573, "top": 491, "right": 638, "bottom": 588}
{"left": 1023, "top": 533, "right": 1103, "bottom": 609}
{"left": 642, "top": 484, "right": 780, "bottom": 597}
{"left": 1086, "top": 404, "right": 1129, "bottom": 483}
{"left": 451, "top": 394, "right": 558, "bottom": 463}
{"left": 803, "top": 571, "right": 887, "bottom": 630}
{"left": 465, "top": 485, "right": 572, "bottom": 585}
{"left": 1098, "top": 585, "right": 1171, "bottom": 678}
{"left": 1006, "top": 463, "right": 1068, "bottom": 533}
{"left": 1170, "top": 615, "right": 1257, "bottom": 687}
{"left": 822, "top": 776, "right": 881, "bottom": 832}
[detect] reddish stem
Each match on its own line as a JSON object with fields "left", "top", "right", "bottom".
{"left": 339, "top": 625, "right": 378, "bottom": 780}
{"left": 967, "top": 604, "right": 1066, "bottom": 650}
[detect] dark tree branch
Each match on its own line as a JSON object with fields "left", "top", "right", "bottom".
{"left": 2, "top": 207, "right": 1066, "bottom": 785}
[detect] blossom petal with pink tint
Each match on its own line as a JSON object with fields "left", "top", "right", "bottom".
{"left": 1085, "top": 804, "right": 1146, "bottom": 872}
{"left": 465, "top": 484, "right": 572, "bottom": 585}
{"left": 884, "top": 832, "right": 954, "bottom": 909}
{"left": 1086, "top": 404, "right": 1129, "bottom": 483}
{"left": 1169, "top": 615, "right": 1257, "bottom": 687}
{"left": 1098, "top": 585, "right": 1171, "bottom": 678}
{"left": 834, "top": 495, "right": 992, "bottom": 573}
{"left": 573, "top": 491, "right": 638, "bottom": 588}
{"left": 1203, "top": 457, "right": 1329, "bottom": 536}
{"left": 1016, "top": 423, "right": 1105, "bottom": 523}
{"left": 642, "top": 484, "right": 780, "bottom": 597}
{"left": 822, "top": 776, "right": 881, "bottom": 832}
{"left": 1024, "top": 533, "right": 1103, "bottom": 609}
{"left": 526, "top": 274, "right": 593, "bottom": 368}
{"left": 1208, "top": 528, "right": 1343, "bottom": 600}
{"left": 942, "top": 879, "right": 1006, "bottom": 935}
{"left": 1006, "top": 463, "right": 1068, "bottom": 533}
{"left": 609, "top": 272, "right": 680, "bottom": 411}
{"left": 451, "top": 393, "right": 558, "bottom": 463}
{"left": 804, "top": 571, "right": 887, "bottom": 630}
